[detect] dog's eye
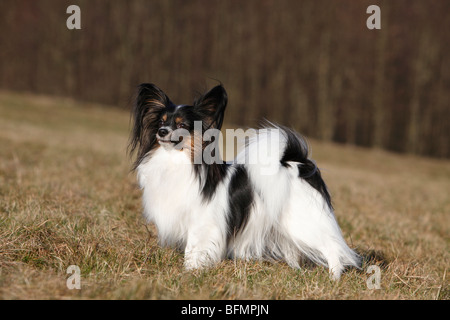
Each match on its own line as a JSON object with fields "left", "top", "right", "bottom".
{"left": 177, "top": 123, "right": 188, "bottom": 129}
{"left": 158, "top": 120, "right": 164, "bottom": 128}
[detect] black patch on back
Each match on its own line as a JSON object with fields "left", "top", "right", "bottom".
{"left": 226, "top": 165, "right": 253, "bottom": 241}
{"left": 279, "top": 126, "right": 333, "bottom": 210}
{"left": 197, "top": 163, "right": 230, "bottom": 202}
{"left": 297, "top": 162, "right": 333, "bottom": 210}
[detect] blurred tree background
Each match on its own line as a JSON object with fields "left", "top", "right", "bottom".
{"left": 0, "top": 0, "right": 448, "bottom": 157}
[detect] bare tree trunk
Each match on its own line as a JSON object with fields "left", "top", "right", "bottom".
{"left": 372, "top": 2, "right": 388, "bottom": 148}
{"left": 317, "top": 29, "right": 333, "bottom": 141}
{"left": 407, "top": 29, "right": 439, "bottom": 154}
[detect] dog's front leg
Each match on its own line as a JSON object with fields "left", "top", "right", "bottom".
{"left": 184, "top": 224, "right": 226, "bottom": 270}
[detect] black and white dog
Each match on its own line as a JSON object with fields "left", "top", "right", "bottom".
{"left": 129, "top": 83, "right": 360, "bottom": 279}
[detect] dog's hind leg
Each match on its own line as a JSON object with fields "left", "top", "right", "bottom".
{"left": 279, "top": 178, "right": 361, "bottom": 280}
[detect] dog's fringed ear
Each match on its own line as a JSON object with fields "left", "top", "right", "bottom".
{"left": 194, "top": 85, "right": 228, "bottom": 130}
{"left": 128, "top": 83, "right": 172, "bottom": 168}
{"left": 134, "top": 83, "right": 171, "bottom": 122}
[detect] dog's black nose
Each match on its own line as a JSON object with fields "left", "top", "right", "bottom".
{"left": 158, "top": 128, "right": 169, "bottom": 137}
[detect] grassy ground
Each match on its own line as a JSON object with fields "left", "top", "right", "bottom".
{"left": 0, "top": 91, "right": 448, "bottom": 300}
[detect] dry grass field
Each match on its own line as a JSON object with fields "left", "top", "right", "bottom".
{"left": 0, "top": 91, "right": 448, "bottom": 300}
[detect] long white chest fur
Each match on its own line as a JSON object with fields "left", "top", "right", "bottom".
{"left": 137, "top": 147, "right": 229, "bottom": 263}
{"left": 137, "top": 148, "right": 199, "bottom": 246}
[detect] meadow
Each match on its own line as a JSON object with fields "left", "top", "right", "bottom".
{"left": 0, "top": 92, "right": 448, "bottom": 299}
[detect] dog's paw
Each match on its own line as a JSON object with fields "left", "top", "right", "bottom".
{"left": 184, "top": 258, "right": 203, "bottom": 270}
{"left": 184, "top": 250, "right": 215, "bottom": 270}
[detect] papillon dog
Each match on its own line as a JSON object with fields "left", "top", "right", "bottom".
{"left": 128, "top": 83, "right": 361, "bottom": 279}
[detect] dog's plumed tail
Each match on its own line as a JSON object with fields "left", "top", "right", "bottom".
{"left": 234, "top": 125, "right": 361, "bottom": 279}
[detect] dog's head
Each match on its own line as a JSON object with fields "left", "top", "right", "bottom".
{"left": 128, "top": 84, "right": 227, "bottom": 169}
